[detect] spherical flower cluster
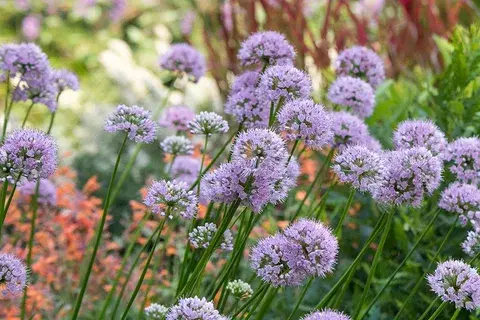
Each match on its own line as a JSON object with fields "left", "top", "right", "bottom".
{"left": 12, "top": 73, "right": 59, "bottom": 111}
{"left": 159, "top": 105, "right": 195, "bottom": 132}
{"left": 277, "top": 99, "right": 332, "bottom": 149}
{"left": 427, "top": 260, "right": 480, "bottom": 311}
{"left": 0, "top": 129, "right": 57, "bottom": 184}
{"left": 201, "top": 163, "right": 246, "bottom": 205}
{"left": 335, "top": 46, "right": 385, "bottom": 88}
{"left": 166, "top": 296, "right": 226, "bottom": 320}
{"left": 327, "top": 76, "right": 375, "bottom": 118}
{"left": 364, "top": 135, "right": 383, "bottom": 152}
{"left": 283, "top": 219, "right": 339, "bottom": 278}
{"left": 51, "top": 68, "right": 80, "bottom": 92}
{"left": 439, "top": 182, "right": 480, "bottom": 226}
{"left": 270, "top": 158, "right": 300, "bottom": 204}
{"left": 393, "top": 120, "right": 447, "bottom": 157}
{"left": 462, "top": 229, "right": 480, "bottom": 257}
{"left": 159, "top": 43, "right": 206, "bottom": 83}
{"left": 0, "top": 253, "right": 28, "bottom": 297}
{"left": 374, "top": 147, "right": 443, "bottom": 207}
{"left": 0, "top": 43, "right": 49, "bottom": 81}
{"left": 145, "top": 303, "right": 169, "bottom": 319}
{"left": 104, "top": 105, "right": 157, "bottom": 143}
{"left": 189, "top": 223, "right": 233, "bottom": 250}
{"left": 221, "top": 229, "right": 233, "bottom": 252}
{"left": 329, "top": 111, "right": 370, "bottom": 148}
{"left": 257, "top": 65, "right": 311, "bottom": 103}
{"left": 238, "top": 31, "right": 295, "bottom": 67}
{"left": 226, "top": 279, "right": 253, "bottom": 299}
{"left": 188, "top": 111, "right": 229, "bottom": 136}
{"left": 230, "top": 70, "right": 259, "bottom": 95}
{"left": 160, "top": 136, "right": 194, "bottom": 156}
{"left": 301, "top": 309, "right": 352, "bottom": 320}
{"left": 144, "top": 180, "right": 198, "bottom": 219}
{"left": 19, "top": 178, "right": 57, "bottom": 207}
{"left": 445, "top": 137, "right": 480, "bottom": 184}
{"left": 170, "top": 156, "right": 201, "bottom": 185}
{"left": 332, "top": 145, "right": 385, "bottom": 193}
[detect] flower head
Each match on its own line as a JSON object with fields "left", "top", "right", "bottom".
{"left": 329, "top": 111, "right": 370, "bottom": 148}
{"left": 22, "top": 15, "right": 41, "bottom": 41}
{"left": 159, "top": 43, "right": 206, "bottom": 83}
{"left": 0, "top": 43, "right": 49, "bottom": 82}
{"left": 230, "top": 70, "right": 260, "bottom": 95}
{"left": 12, "top": 70, "right": 59, "bottom": 112}
{"left": 439, "top": 182, "right": 480, "bottom": 226}
{"left": 332, "top": 145, "right": 385, "bottom": 193}
{"left": 221, "top": 229, "right": 234, "bottom": 252}
{"left": 445, "top": 137, "right": 480, "bottom": 184}
{"left": 393, "top": 120, "right": 447, "bottom": 157}
{"left": 277, "top": 99, "right": 332, "bottom": 149}
{"left": 189, "top": 222, "right": 232, "bottom": 251}
{"left": 159, "top": 105, "right": 195, "bottom": 132}
{"left": 364, "top": 135, "right": 383, "bottom": 152}
{"left": 301, "top": 309, "right": 352, "bottom": 320}
{"left": 226, "top": 279, "right": 253, "bottom": 299}
{"left": 170, "top": 156, "right": 201, "bottom": 185}
{"left": 51, "top": 68, "right": 80, "bottom": 92}
{"left": 0, "top": 253, "right": 28, "bottom": 297}
{"left": 160, "top": 136, "right": 194, "bottom": 156}
{"left": 335, "top": 46, "right": 385, "bottom": 88}
{"left": 144, "top": 180, "right": 198, "bottom": 219}
{"left": 19, "top": 178, "right": 56, "bottom": 206}
{"left": 327, "top": 76, "right": 375, "bottom": 118}
{"left": 145, "top": 303, "right": 169, "bottom": 319}
{"left": 166, "top": 296, "right": 226, "bottom": 320}
{"left": 0, "top": 129, "right": 57, "bottom": 184}
{"left": 188, "top": 111, "right": 229, "bottom": 135}
{"left": 427, "top": 260, "right": 480, "bottom": 311}
{"left": 238, "top": 31, "right": 295, "bottom": 67}
{"left": 104, "top": 105, "right": 157, "bottom": 143}
{"left": 462, "top": 229, "right": 480, "bottom": 257}
{"left": 257, "top": 65, "right": 311, "bottom": 103}
{"left": 270, "top": 158, "right": 300, "bottom": 204}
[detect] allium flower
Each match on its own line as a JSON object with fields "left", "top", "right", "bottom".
{"left": 180, "top": 10, "right": 196, "bottom": 36}
{"left": 221, "top": 229, "right": 233, "bottom": 252}
{"left": 332, "top": 145, "right": 385, "bottom": 193}
{"left": 144, "top": 180, "right": 198, "bottom": 219}
{"left": 335, "top": 46, "right": 385, "bottom": 88}
{"left": 270, "top": 158, "right": 300, "bottom": 204}
{"left": 327, "top": 76, "right": 375, "bottom": 118}
{"left": 230, "top": 70, "right": 260, "bottom": 95}
{"left": 393, "top": 120, "right": 447, "bottom": 157}
{"left": 145, "top": 303, "right": 169, "bottom": 319}
{"left": 0, "top": 43, "right": 49, "bottom": 82}
{"left": 188, "top": 111, "right": 229, "bottom": 135}
{"left": 439, "top": 182, "right": 480, "bottom": 226}
{"left": 329, "top": 111, "right": 370, "bottom": 148}
{"left": 374, "top": 147, "right": 443, "bottom": 207}
{"left": 445, "top": 137, "right": 480, "bottom": 184}
{"left": 160, "top": 136, "right": 194, "bottom": 156}
{"left": 257, "top": 65, "right": 311, "bottom": 103}
{"left": 226, "top": 279, "right": 253, "bottom": 299}
{"left": 12, "top": 72, "right": 59, "bottom": 112}
{"left": 0, "top": 129, "right": 57, "bottom": 184}
{"left": 170, "top": 156, "right": 201, "bottom": 185}
{"left": 21, "top": 15, "right": 41, "bottom": 41}
{"left": 109, "top": 0, "right": 127, "bottom": 22}
{"left": 462, "top": 228, "right": 480, "bottom": 257}
{"left": 364, "top": 134, "right": 383, "bottom": 152}
{"left": 301, "top": 309, "right": 352, "bottom": 320}
{"left": 189, "top": 222, "right": 216, "bottom": 249}
{"left": 19, "top": 178, "right": 57, "bottom": 206}
{"left": 277, "top": 99, "right": 332, "bottom": 149}
{"left": 166, "top": 296, "right": 226, "bottom": 320}
{"left": 51, "top": 68, "right": 80, "bottom": 92}
{"left": 159, "top": 43, "right": 206, "bottom": 83}
{"left": 283, "top": 219, "right": 339, "bottom": 277}
{"left": 427, "top": 260, "right": 480, "bottom": 311}
{"left": 104, "top": 105, "right": 157, "bottom": 143}
{"left": 159, "top": 105, "right": 195, "bottom": 132}
{"left": 250, "top": 234, "right": 308, "bottom": 287}
{"left": 201, "top": 163, "right": 246, "bottom": 205}
{"left": 238, "top": 31, "right": 295, "bottom": 67}
{"left": 0, "top": 253, "right": 28, "bottom": 297}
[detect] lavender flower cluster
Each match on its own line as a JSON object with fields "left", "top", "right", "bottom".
{"left": 144, "top": 180, "right": 198, "bottom": 219}
{"left": 166, "top": 296, "right": 228, "bottom": 320}
{"left": 0, "top": 253, "right": 28, "bottom": 297}
{"left": 159, "top": 43, "right": 206, "bottom": 83}
{"left": 189, "top": 223, "right": 233, "bottom": 251}
{"left": 104, "top": 105, "right": 158, "bottom": 143}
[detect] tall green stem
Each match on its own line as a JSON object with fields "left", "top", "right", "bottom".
{"left": 0, "top": 176, "right": 21, "bottom": 241}
{"left": 197, "top": 135, "right": 209, "bottom": 194}
{"left": 2, "top": 71, "right": 11, "bottom": 142}
{"left": 232, "top": 283, "right": 269, "bottom": 318}
{"left": 334, "top": 189, "right": 355, "bottom": 237}
{"left": 71, "top": 134, "right": 129, "bottom": 320}
{"left": 286, "top": 277, "right": 313, "bottom": 320}
{"left": 287, "top": 139, "right": 300, "bottom": 165}
{"left": 21, "top": 102, "right": 35, "bottom": 128}
{"left": 424, "top": 301, "right": 446, "bottom": 320}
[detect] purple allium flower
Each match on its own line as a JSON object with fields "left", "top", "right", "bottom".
{"left": 250, "top": 233, "right": 308, "bottom": 287}
{"left": 230, "top": 70, "right": 260, "bottom": 95}
{"left": 445, "top": 137, "right": 480, "bottom": 184}
{"left": 393, "top": 120, "right": 447, "bottom": 157}
{"left": 144, "top": 303, "right": 169, "bottom": 319}
{"left": 170, "top": 156, "right": 201, "bottom": 185}
{"left": 109, "top": 0, "right": 127, "bottom": 22}
{"left": 166, "top": 296, "right": 225, "bottom": 320}
{"left": 159, "top": 43, "right": 206, "bottom": 83}
{"left": 363, "top": 134, "right": 383, "bottom": 152}
{"left": 332, "top": 145, "right": 385, "bottom": 193}
{"left": 12, "top": 71, "right": 59, "bottom": 112}
{"left": 188, "top": 111, "right": 229, "bottom": 135}
{"left": 21, "top": 15, "right": 41, "bottom": 41}
{"left": 19, "top": 178, "right": 57, "bottom": 207}
{"left": 238, "top": 31, "right": 295, "bottom": 67}
{"left": 144, "top": 180, "right": 198, "bottom": 219}
{"left": 327, "top": 76, "right": 375, "bottom": 118}
{"left": 277, "top": 99, "right": 332, "bottom": 149}
{"left": 374, "top": 147, "right": 443, "bottom": 207}
{"left": 0, "top": 43, "right": 49, "bottom": 82}
{"left": 270, "top": 158, "right": 300, "bottom": 204}
{"left": 226, "top": 279, "right": 253, "bottom": 299}
{"left": 301, "top": 309, "right": 352, "bottom": 320}
{"left": 180, "top": 10, "right": 196, "bottom": 36}
{"left": 427, "top": 260, "right": 480, "bottom": 311}
{"left": 283, "top": 219, "right": 339, "bottom": 278}
{"left": 335, "top": 46, "right": 385, "bottom": 88}
{"left": 51, "top": 69, "right": 80, "bottom": 92}
{"left": 159, "top": 105, "right": 195, "bottom": 132}
{"left": 0, "top": 129, "right": 57, "bottom": 184}
{"left": 439, "top": 182, "right": 480, "bottom": 226}
{"left": 0, "top": 253, "right": 28, "bottom": 297}
{"left": 104, "top": 105, "right": 157, "bottom": 143}
{"left": 189, "top": 222, "right": 217, "bottom": 249}
{"left": 160, "top": 136, "right": 194, "bottom": 156}
{"left": 257, "top": 65, "right": 312, "bottom": 103}
{"left": 462, "top": 228, "right": 480, "bottom": 257}
{"left": 221, "top": 1, "right": 233, "bottom": 33}
{"left": 329, "top": 111, "right": 370, "bottom": 148}
{"left": 221, "top": 229, "right": 234, "bottom": 252}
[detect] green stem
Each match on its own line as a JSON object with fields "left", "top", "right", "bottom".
{"left": 0, "top": 180, "right": 9, "bottom": 240}
{"left": 418, "top": 297, "right": 440, "bottom": 320}
{"left": 287, "top": 139, "right": 300, "bottom": 165}
{"left": 70, "top": 134, "right": 129, "bottom": 320}
{"left": 286, "top": 277, "right": 313, "bottom": 320}
{"left": 334, "top": 189, "right": 355, "bottom": 237}
{"left": 2, "top": 72, "right": 11, "bottom": 142}
{"left": 21, "top": 102, "right": 35, "bottom": 128}
{"left": 425, "top": 301, "right": 446, "bottom": 320}
{"left": 450, "top": 308, "right": 461, "bottom": 320}
{"left": 197, "top": 135, "right": 209, "bottom": 195}
{"left": 268, "top": 101, "right": 275, "bottom": 127}
{"left": 0, "top": 176, "right": 21, "bottom": 241}
{"left": 232, "top": 283, "right": 269, "bottom": 318}
{"left": 47, "top": 111, "right": 56, "bottom": 134}
{"left": 252, "top": 287, "right": 278, "bottom": 320}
